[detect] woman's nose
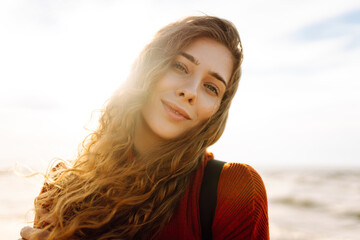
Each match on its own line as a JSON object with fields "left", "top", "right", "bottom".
{"left": 176, "top": 82, "right": 199, "bottom": 105}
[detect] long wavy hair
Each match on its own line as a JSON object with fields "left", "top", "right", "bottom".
{"left": 33, "top": 16, "right": 243, "bottom": 239}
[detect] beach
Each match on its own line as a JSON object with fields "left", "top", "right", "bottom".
{"left": 0, "top": 169, "right": 42, "bottom": 239}
{"left": 262, "top": 167, "right": 360, "bottom": 240}
{"left": 1, "top": 167, "right": 360, "bottom": 239}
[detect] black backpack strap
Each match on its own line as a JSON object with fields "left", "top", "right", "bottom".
{"left": 199, "top": 159, "right": 226, "bottom": 240}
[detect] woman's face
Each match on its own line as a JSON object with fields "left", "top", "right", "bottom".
{"left": 141, "top": 37, "right": 233, "bottom": 141}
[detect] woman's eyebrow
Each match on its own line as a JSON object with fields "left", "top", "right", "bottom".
{"left": 180, "top": 52, "right": 199, "bottom": 65}
{"left": 209, "top": 71, "right": 227, "bottom": 87}
{"left": 180, "top": 52, "right": 227, "bottom": 87}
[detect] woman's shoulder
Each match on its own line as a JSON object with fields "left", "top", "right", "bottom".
{"left": 218, "top": 161, "right": 267, "bottom": 203}
{"left": 213, "top": 161, "right": 269, "bottom": 239}
{"left": 221, "top": 162, "right": 265, "bottom": 184}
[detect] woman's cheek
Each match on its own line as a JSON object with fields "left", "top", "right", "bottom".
{"left": 199, "top": 100, "right": 221, "bottom": 121}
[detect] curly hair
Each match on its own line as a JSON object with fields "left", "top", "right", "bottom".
{"left": 33, "top": 15, "right": 243, "bottom": 240}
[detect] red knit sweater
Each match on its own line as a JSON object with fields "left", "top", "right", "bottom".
{"left": 157, "top": 153, "right": 269, "bottom": 239}
{"left": 35, "top": 154, "right": 268, "bottom": 239}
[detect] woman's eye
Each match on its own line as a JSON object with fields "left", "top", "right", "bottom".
{"left": 173, "top": 62, "right": 188, "bottom": 73}
{"left": 205, "top": 84, "right": 219, "bottom": 96}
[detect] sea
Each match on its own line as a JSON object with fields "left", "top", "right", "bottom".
{"left": 1, "top": 166, "right": 359, "bottom": 239}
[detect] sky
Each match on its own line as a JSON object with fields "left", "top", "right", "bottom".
{"left": 0, "top": 0, "right": 359, "bottom": 169}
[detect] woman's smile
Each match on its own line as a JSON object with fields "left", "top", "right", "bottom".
{"left": 161, "top": 99, "right": 192, "bottom": 121}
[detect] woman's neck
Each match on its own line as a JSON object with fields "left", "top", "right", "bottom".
{"left": 133, "top": 114, "right": 164, "bottom": 156}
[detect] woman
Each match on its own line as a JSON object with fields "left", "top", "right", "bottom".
{"left": 20, "top": 16, "right": 269, "bottom": 239}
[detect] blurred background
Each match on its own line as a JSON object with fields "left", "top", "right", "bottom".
{"left": 1, "top": 0, "right": 359, "bottom": 239}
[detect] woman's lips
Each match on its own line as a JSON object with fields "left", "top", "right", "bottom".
{"left": 161, "top": 100, "right": 191, "bottom": 121}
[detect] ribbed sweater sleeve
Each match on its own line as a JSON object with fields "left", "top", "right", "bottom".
{"left": 212, "top": 163, "right": 269, "bottom": 240}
